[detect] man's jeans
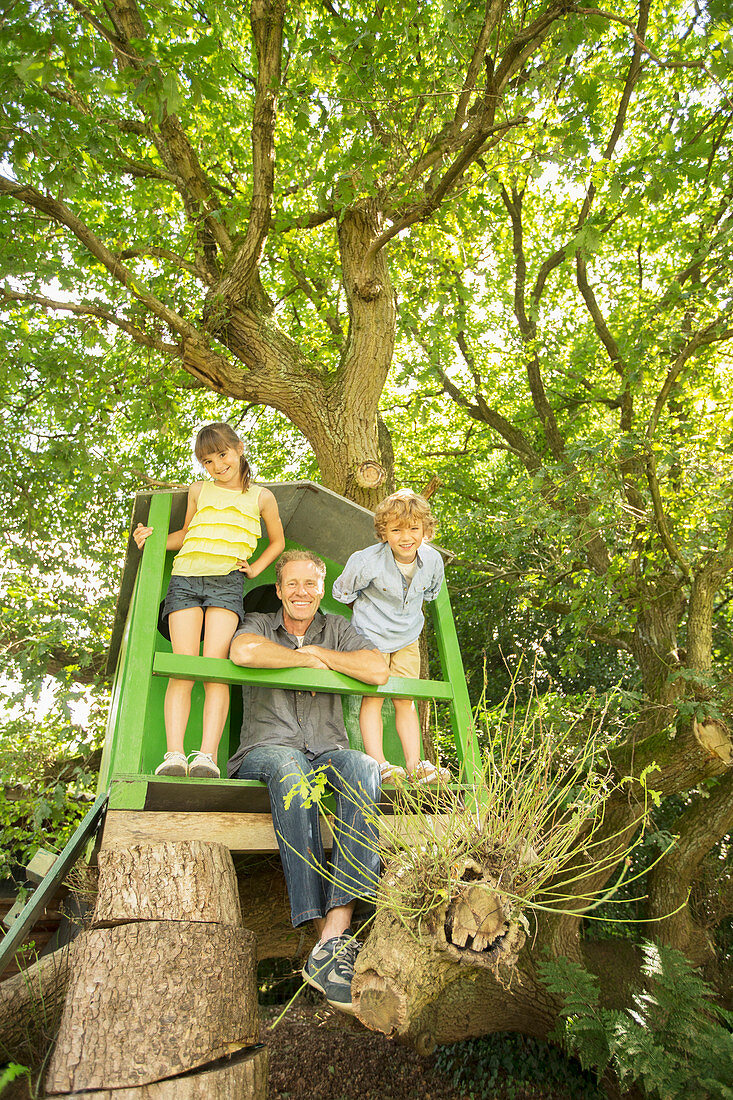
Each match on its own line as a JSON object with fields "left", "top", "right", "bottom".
{"left": 237, "top": 746, "right": 382, "bottom": 927}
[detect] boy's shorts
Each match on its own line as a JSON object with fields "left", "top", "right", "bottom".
{"left": 162, "top": 571, "right": 246, "bottom": 626}
{"left": 383, "top": 639, "right": 420, "bottom": 679}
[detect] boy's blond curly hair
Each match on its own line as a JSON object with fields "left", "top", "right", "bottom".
{"left": 374, "top": 489, "right": 436, "bottom": 541}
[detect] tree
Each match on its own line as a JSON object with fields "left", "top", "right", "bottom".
{"left": 1, "top": 0, "right": 644, "bottom": 506}
{"left": 1, "top": 0, "right": 732, "bottom": 1057}
{"left": 374, "top": 0, "right": 733, "bottom": 1017}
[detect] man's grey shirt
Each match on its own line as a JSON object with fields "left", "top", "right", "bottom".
{"left": 227, "top": 608, "right": 376, "bottom": 776}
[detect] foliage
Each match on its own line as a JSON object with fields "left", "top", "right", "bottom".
{"left": 0, "top": 699, "right": 103, "bottom": 879}
{"left": 380, "top": 688, "right": 662, "bottom": 929}
{"left": 435, "top": 1032, "right": 603, "bottom": 1100}
{"left": 0, "top": 1062, "right": 30, "bottom": 1093}
{"left": 0, "top": 0, "right": 731, "bottom": 1052}
{"left": 540, "top": 943, "right": 733, "bottom": 1100}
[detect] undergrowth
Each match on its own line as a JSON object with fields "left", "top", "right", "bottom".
{"left": 540, "top": 942, "right": 733, "bottom": 1099}
{"left": 435, "top": 1032, "right": 603, "bottom": 1100}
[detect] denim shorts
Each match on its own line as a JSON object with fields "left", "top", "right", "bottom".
{"left": 161, "top": 571, "right": 246, "bottom": 626}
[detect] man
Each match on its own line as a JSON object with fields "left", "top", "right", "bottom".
{"left": 228, "top": 549, "right": 389, "bottom": 1013}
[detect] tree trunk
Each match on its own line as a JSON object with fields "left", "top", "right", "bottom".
{"left": 236, "top": 859, "right": 316, "bottom": 960}
{"left": 628, "top": 577, "right": 686, "bottom": 736}
{"left": 44, "top": 842, "right": 264, "bottom": 1098}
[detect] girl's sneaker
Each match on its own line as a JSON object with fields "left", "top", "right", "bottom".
{"left": 187, "top": 751, "right": 220, "bottom": 779}
{"left": 379, "top": 761, "right": 406, "bottom": 784}
{"left": 154, "top": 751, "right": 188, "bottom": 777}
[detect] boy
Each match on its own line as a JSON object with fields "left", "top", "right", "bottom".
{"left": 333, "top": 489, "right": 450, "bottom": 783}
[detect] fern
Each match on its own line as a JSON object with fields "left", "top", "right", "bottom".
{"left": 539, "top": 942, "right": 733, "bottom": 1100}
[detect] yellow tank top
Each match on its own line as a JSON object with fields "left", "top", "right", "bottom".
{"left": 171, "top": 482, "right": 262, "bottom": 577}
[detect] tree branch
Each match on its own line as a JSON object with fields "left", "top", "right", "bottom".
{"left": 368, "top": 117, "right": 528, "bottom": 269}
{"left": 210, "top": 0, "right": 286, "bottom": 305}
{"left": 119, "top": 246, "right": 214, "bottom": 285}
{"left": 646, "top": 314, "right": 733, "bottom": 440}
{"left": 0, "top": 287, "right": 180, "bottom": 355}
{"left": 647, "top": 771, "right": 733, "bottom": 962}
{"left": 286, "top": 254, "right": 343, "bottom": 342}
{"left": 424, "top": 340, "right": 542, "bottom": 473}
{"left": 574, "top": 0, "right": 650, "bottom": 228}
{"left": 501, "top": 184, "right": 566, "bottom": 460}
{"left": 644, "top": 447, "right": 691, "bottom": 578}
{"left": 451, "top": 0, "right": 503, "bottom": 137}
{"left": 98, "top": 0, "right": 233, "bottom": 269}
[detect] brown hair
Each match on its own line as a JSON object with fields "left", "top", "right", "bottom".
{"left": 194, "top": 422, "right": 251, "bottom": 492}
{"left": 374, "top": 489, "right": 436, "bottom": 541}
{"left": 275, "top": 550, "right": 327, "bottom": 586}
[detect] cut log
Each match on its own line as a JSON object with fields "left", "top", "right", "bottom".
{"left": 94, "top": 841, "right": 241, "bottom": 926}
{"left": 0, "top": 945, "right": 74, "bottom": 1065}
{"left": 45, "top": 920, "right": 258, "bottom": 1094}
{"left": 46, "top": 1045, "right": 268, "bottom": 1100}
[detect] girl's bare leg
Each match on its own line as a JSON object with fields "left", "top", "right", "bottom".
{"left": 165, "top": 607, "right": 204, "bottom": 753}
{"left": 359, "top": 695, "right": 386, "bottom": 763}
{"left": 393, "top": 697, "right": 421, "bottom": 774}
{"left": 200, "top": 606, "right": 241, "bottom": 756}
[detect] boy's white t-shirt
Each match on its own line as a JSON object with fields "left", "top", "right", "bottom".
{"left": 395, "top": 557, "right": 418, "bottom": 583}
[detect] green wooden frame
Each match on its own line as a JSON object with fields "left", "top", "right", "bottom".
{"left": 99, "top": 488, "right": 482, "bottom": 812}
{"left": 0, "top": 792, "right": 109, "bottom": 979}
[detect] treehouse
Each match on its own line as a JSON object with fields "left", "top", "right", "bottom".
{"left": 98, "top": 482, "right": 481, "bottom": 853}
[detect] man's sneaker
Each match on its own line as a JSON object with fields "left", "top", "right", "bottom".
{"left": 187, "top": 751, "right": 220, "bottom": 779}
{"left": 154, "top": 751, "right": 188, "bottom": 777}
{"left": 302, "top": 931, "right": 360, "bottom": 1015}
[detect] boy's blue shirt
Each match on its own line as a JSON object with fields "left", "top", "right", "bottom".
{"left": 332, "top": 540, "right": 444, "bottom": 652}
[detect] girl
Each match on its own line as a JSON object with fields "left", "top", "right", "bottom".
{"left": 133, "top": 422, "right": 285, "bottom": 778}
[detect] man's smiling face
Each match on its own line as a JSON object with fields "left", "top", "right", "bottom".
{"left": 276, "top": 559, "right": 325, "bottom": 633}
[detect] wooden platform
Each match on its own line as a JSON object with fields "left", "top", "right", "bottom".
{"left": 101, "top": 776, "right": 455, "bottom": 853}
{"left": 100, "top": 808, "right": 451, "bottom": 852}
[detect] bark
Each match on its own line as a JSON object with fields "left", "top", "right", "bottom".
{"left": 236, "top": 860, "right": 316, "bottom": 960}
{"left": 646, "top": 770, "right": 733, "bottom": 964}
{"left": 45, "top": 921, "right": 258, "bottom": 1094}
{"left": 94, "top": 842, "right": 242, "bottom": 926}
{"left": 611, "top": 712, "right": 733, "bottom": 797}
{"left": 628, "top": 577, "right": 686, "bottom": 729}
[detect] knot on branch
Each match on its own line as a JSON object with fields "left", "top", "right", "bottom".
{"left": 355, "top": 460, "right": 387, "bottom": 490}
{"left": 353, "top": 274, "right": 384, "bottom": 301}
{"left": 693, "top": 716, "right": 733, "bottom": 766}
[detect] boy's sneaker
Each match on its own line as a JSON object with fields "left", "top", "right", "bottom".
{"left": 154, "top": 751, "right": 188, "bottom": 777}
{"left": 187, "top": 751, "right": 220, "bottom": 779}
{"left": 302, "top": 931, "right": 360, "bottom": 1015}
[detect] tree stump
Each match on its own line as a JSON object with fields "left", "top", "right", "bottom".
{"left": 44, "top": 841, "right": 266, "bottom": 1099}
{"left": 93, "top": 841, "right": 242, "bottom": 926}
{"left": 353, "top": 857, "right": 526, "bottom": 1050}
